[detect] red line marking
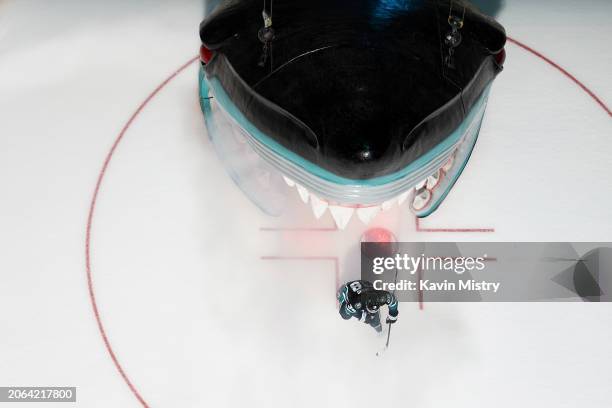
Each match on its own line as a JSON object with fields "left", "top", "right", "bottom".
{"left": 261, "top": 256, "right": 340, "bottom": 295}
{"left": 416, "top": 37, "right": 611, "bottom": 235}
{"left": 85, "top": 56, "right": 198, "bottom": 408}
{"left": 507, "top": 37, "right": 611, "bottom": 117}
{"left": 415, "top": 217, "right": 495, "bottom": 233}
{"left": 260, "top": 226, "right": 337, "bottom": 232}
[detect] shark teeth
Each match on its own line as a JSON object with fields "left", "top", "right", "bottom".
{"left": 381, "top": 199, "right": 395, "bottom": 211}
{"left": 426, "top": 169, "right": 441, "bottom": 190}
{"left": 397, "top": 190, "right": 411, "bottom": 206}
{"left": 357, "top": 206, "right": 382, "bottom": 225}
{"left": 281, "top": 149, "right": 456, "bottom": 227}
{"left": 283, "top": 176, "right": 296, "bottom": 187}
{"left": 329, "top": 205, "right": 354, "bottom": 230}
{"left": 310, "top": 194, "right": 329, "bottom": 219}
{"left": 412, "top": 188, "right": 432, "bottom": 211}
{"left": 296, "top": 184, "right": 310, "bottom": 203}
{"left": 415, "top": 178, "right": 428, "bottom": 190}
{"left": 283, "top": 178, "right": 427, "bottom": 227}
{"left": 442, "top": 155, "right": 454, "bottom": 173}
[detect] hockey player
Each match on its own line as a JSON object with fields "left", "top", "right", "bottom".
{"left": 337, "top": 280, "right": 398, "bottom": 333}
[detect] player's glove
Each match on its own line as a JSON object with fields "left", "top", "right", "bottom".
{"left": 386, "top": 315, "right": 398, "bottom": 324}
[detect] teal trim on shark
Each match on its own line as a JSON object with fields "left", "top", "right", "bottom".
{"left": 200, "top": 67, "right": 490, "bottom": 188}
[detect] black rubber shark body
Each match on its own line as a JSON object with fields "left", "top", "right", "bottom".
{"left": 200, "top": 0, "right": 506, "bottom": 181}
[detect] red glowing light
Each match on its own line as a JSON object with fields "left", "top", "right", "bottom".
{"left": 494, "top": 48, "right": 506, "bottom": 67}
{"left": 361, "top": 227, "right": 396, "bottom": 243}
{"left": 361, "top": 228, "right": 398, "bottom": 259}
{"left": 200, "top": 45, "right": 214, "bottom": 64}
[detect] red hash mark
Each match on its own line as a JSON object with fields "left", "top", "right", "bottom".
{"left": 414, "top": 218, "right": 495, "bottom": 309}
{"left": 260, "top": 226, "right": 337, "bottom": 232}
{"left": 415, "top": 217, "right": 495, "bottom": 233}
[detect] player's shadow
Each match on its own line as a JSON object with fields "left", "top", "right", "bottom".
{"left": 471, "top": 0, "right": 505, "bottom": 17}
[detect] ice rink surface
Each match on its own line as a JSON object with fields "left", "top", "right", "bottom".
{"left": 1, "top": 0, "right": 611, "bottom": 407}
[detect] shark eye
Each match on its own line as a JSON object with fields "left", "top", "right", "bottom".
{"left": 494, "top": 48, "right": 506, "bottom": 67}
{"left": 200, "top": 45, "right": 214, "bottom": 64}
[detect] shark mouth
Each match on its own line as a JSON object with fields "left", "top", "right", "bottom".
{"left": 198, "top": 0, "right": 506, "bottom": 229}
{"left": 200, "top": 68, "right": 490, "bottom": 229}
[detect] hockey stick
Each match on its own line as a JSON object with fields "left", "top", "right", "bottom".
{"left": 376, "top": 267, "right": 399, "bottom": 356}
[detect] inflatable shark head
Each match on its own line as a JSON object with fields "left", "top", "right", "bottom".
{"left": 199, "top": 0, "right": 506, "bottom": 228}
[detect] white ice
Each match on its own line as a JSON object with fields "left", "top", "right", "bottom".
{"left": 0, "top": 0, "right": 611, "bottom": 407}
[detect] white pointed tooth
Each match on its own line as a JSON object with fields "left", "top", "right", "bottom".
{"left": 412, "top": 188, "right": 432, "bottom": 211}
{"left": 382, "top": 199, "right": 395, "bottom": 211}
{"left": 397, "top": 191, "right": 411, "bottom": 206}
{"left": 442, "top": 155, "right": 454, "bottom": 173}
{"left": 426, "top": 170, "right": 441, "bottom": 190}
{"left": 296, "top": 184, "right": 309, "bottom": 203}
{"left": 329, "top": 205, "right": 355, "bottom": 229}
{"left": 310, "top": 194, "right": 328, "bottom": 219}
{"left": 357, "top": 206, "right": 382, "bottom": 225}
{"left": 415, "top": 178, "right": 427, "bottom": 190}
{"left": 283, "top": 176, "right": 296, "bottom": 187}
